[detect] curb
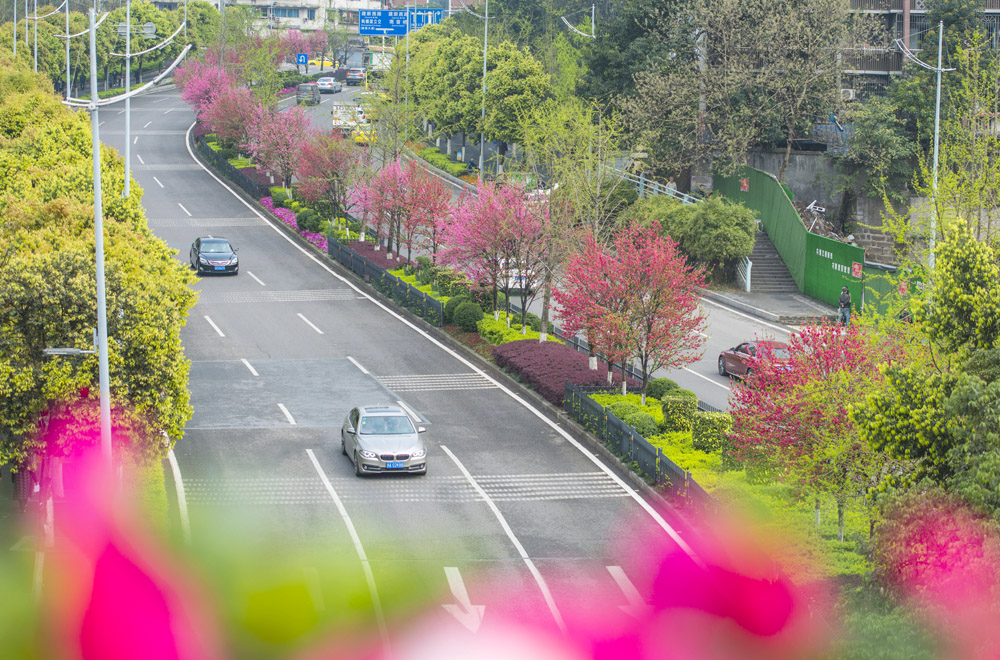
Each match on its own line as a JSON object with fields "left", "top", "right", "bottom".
{"left": 188, "top": 133, "right": 702, "bottom": 538}
{"left": 701, "top": 289, "right": 782, "bottom": 323}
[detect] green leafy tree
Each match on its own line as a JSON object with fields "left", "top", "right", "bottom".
{"left": 483, "top": 40, "right": 551, "bottom": 160}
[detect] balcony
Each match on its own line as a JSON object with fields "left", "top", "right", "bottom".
{"left": 843, "top": 48, "right": 903, "bottom": 73}
{"left": 850, "top": 0, "right": 903, "bottom": 10}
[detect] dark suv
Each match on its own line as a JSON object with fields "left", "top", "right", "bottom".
{"left": 296, "top": 83, "right": 320, "bottom": 105}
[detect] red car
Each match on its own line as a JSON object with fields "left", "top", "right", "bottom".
{"left": 718, "top": 341, "right": 789, "bottom": 379}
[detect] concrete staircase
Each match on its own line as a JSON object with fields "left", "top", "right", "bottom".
{"left": 750, "top": 231, "right": 799, "bottom": 293}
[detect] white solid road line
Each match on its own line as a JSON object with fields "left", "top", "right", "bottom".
{"left": 241, "top": 358, "right": 259, "bottom": 377}
{"left": 247, "top": 271, "right": 266, "bottom": 286}
{"left": 203, "top": 315, "right": 225, "bottom": 337}
{"left": 143, "top": 121, "right": 152, "bottom": 128}
{"left": 306, "top": 449, "right": 389, "bottom": 648}
{"left": 347, "top": 356, "right": 369, "bottom": 374}
{"left": 277, "top": 403, "right": 297, "bottom": 425}
{"left": 153, "top": 176, "right": 164, "bottom": 188}
{"left": 297, "top": 313, "right": 324, "bottom": 334}
{"left": 396, "top": 400, "right": 421, "bottom": 423}
{"left": 178, "top": 203, "right": 192, "bottom": 217}
{"left": 185, "top": 121, "right": 702, "bottom": 565}
{"left": 442, "top": 445, "right": 568, "bottom": 634}
{"left": 167, "top": 449, "right": 192, "bottom": 545}
{"left": 700, "top": 297, "right": 791, "bottom": 335}
{"left": 136, "top": 154, "right": 145, "bottom": 165}
{"left": 684, "top": 367, "right": 731, "bottom": 391}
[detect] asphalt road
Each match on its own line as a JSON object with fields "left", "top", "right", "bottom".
{"left": 93, "top": 88, "right": 707, "bottom": 647}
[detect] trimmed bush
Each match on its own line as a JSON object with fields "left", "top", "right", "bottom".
{"left": 646, "top": 378, "right": 679, "bottom": 400}
{"left": 624, "top": 412, "right": 659, "bottom": 439}
{"left": 444, "top": 295, "right": 469, "bottom": 324}
{"left": 297, "top": 208, "right": 321, "bottom": 233}
{"left": 477, "top": 312, "right": 560, "bottom": 346}
{"left": 493, "top": 340, "right": 640, "bottom": 407}
{"left": 433, "top": 268, "right": 468, "bottom": 297}
{"left": 216, "top": 147, "right": 238, "bottom": 160}
{"left": 690, "top": 411, "right": 733, "bottom": 453}
{"left": 270, "top": 188, "right": 289, "bottom": 207}
{"left": 606, "top": 401, "right": 640, "bottom": 421}
{"left": 417, "top": 146, "right": 469, "bottom": 177}
{"left": 661, "top": 393, "right": 698, "bottom": 432}
{"left": 454, "top": 301, "right": 484, "bottom": 332}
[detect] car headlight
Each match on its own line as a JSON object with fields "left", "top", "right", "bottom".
{"left": 229, "top": 256, "right": 238, "bottom": 264}
{"left": 199, "top": 256, "right": 209, "bottom": 263}
{"left": 359, "top": 449, "right": 377, "bottom": 459}
{"left": 410, "top": 448, "right": 426, "bottom": 459}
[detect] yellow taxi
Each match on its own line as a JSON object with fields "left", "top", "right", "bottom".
{"left": 352, "top": 124, "right": 376, "bottom": 145}
{"left": 308, "top": 58, "right": 335, "bottom": 67}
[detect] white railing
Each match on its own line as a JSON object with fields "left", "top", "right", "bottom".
{"left": 737, "top": 257, "right": 752, "bottom": 292}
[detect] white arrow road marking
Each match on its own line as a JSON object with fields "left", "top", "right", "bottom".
{"left": 607, "top": 566, "right": 650, "bottom": 619}
{"left": 442, "top": 567, "right": 485, "bottom": 632}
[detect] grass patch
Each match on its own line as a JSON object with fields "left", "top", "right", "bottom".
{"left": 388, "top": 268, "right": 450, "bottom": 303}
{"left": 586, "top": 391, "right": 872, "bottom": 583}
{"left": 228, "top": 156, "right": 251, "bottom": 169}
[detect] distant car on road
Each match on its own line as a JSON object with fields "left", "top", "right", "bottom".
{"left": 316, "top": 77, "right": 342, "bottom": 94}
{"left": 308, "top": 58, "right": 334, "bottom": 67}
{"left": 341, "top": 405, "right": 427, "bottom": 476}
{"left": 345, "top": 67, "right": 366, "bottom": 86}
{"left": 718, "top": 341, "right": 789, "bottom": 379}
{"left": 296, "top": 83, "right": 320, "bottom": 105}
{"left": 190, "top": 236, "right": 239, "bottom": 275}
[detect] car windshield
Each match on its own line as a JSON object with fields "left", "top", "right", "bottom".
{"left": 318, "top": 78, "right": 333, "bottom": 83}
{"left": 359, "top": 415, "right": 414, "bottom": 435}
{"left": 202, "top": 240, "right": 231, "bottom": 253}
{"left": 297, "top": 84, "right": 313, "bottom": 92}
{"left": 771, "top": 348, "right": 790, "bottom": 360}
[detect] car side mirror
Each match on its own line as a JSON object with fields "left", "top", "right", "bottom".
{"left": 417, "top": 427, "right": 426, "bottom": 433}
{"left": 234, "top": 247, "right": 239, "bottom": 252}
{"left": 345, "top": 424, "right": 355, "bottom": 434}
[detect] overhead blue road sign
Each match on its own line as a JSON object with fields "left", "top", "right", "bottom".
{"left": 359, "top": 9, "right": 443, "bottom": 36}
{"left": 296, "top": 53, "right": 308, "bottom": 66}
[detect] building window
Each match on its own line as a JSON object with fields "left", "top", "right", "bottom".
{"left": 985, "top": 14, "right": 1000, "bottom": 50}
{"left": 910, "top": 14, "right": 930, "bottom": 50}
{"left": 307, "top": 8, "right": 315, "bottom": 20}
{"left": 274, "top": 7, "right": 299, "bottom": 18}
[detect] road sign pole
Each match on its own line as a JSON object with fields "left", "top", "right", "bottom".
{"left": 124, "top": 0, "right": 131, "bottom": 198}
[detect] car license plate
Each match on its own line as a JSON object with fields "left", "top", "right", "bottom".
{"left": 385, "top": 461, "right": 405, "bottom": 469}
{"left": 214, "top": 266, "right": 225, "bottom": 271}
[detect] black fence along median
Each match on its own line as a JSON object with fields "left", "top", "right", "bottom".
{"left": 327, "top": 241, "right": 444, "bottom": 327}
{"left": 563, "top": 383, "right": 713, "bottom": 509}
{"left": 195, "top": 136, "right": 269, "bottom": 201}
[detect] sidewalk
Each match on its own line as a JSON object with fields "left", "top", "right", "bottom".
{"left": 702, "top": 289, "right": 838, "bottom": 325}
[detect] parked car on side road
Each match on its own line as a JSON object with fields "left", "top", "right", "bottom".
{"left": 190, "top": 236, "right": 239, "bottom": 275}
{"left": 718, "top": 341, "right": 789, "bottom": 379}
{"left": 316, "top": 77, "right": 342, "bottom": 94}
{"left": 341, "top": 405, "right": 427, "bottom": 476}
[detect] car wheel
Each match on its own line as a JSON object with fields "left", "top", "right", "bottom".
{"left": 718, "top": 356, "right": 727, "bottom": 376}
{"left": 341, "top": 434, "right": 347, "bottom": 456}
{"left": 354, "top": 452, "right": 364, "bottom": 477}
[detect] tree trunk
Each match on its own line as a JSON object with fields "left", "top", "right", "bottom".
{"left": 837, "top": 497, "right": 845, "bottom": 542}
{"left": 815, "top": 498, "right": 821, "bottom": 527}
{"left": 539, "top": 269, "right": 552, "bottom": 342}
{"left": 620, "top": 359, "right": 627, "bottom": 395}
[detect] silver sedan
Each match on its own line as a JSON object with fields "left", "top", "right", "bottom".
{"left": 316, "top": 77, "right": 342, "bottom": 94}
{"left": 341, "top": 405, "right": 427, "bottom": 476}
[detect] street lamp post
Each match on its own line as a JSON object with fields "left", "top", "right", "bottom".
{"left": 478, "top": 0, "right": 488, "bottom": 179}
{"left": 895, "top": 21, "right": 953, "bottom": 270}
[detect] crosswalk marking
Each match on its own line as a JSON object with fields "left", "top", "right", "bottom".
{"left": 377, "top": 373, "right": 497, "bottom": 392}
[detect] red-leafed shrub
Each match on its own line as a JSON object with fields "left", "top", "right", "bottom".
{"left": 493, "top": 340, "right": 638, "bottom": 406}
{"left": 238, "top": 167, "right": 272, "bottom": 188}
{"left": 348, "top": 240, "right": 411, "bottom": 271}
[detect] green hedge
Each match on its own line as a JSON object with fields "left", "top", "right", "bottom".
{"left": 454, "top": 301, "right": 484, "bottom": 332}
{"left": 416, "top": 147, "right": 469, "bottom": 178}
{"left": 661, "top": 391, "right": 698, "bottom": 432}
{"left": 476, "top": 312, "right": 561, "bottom": 346}
{"left": 691, "top": 411, "right": 733, "bottom": 452}
{"left": 646, "top": 378, "right": 679, "bottom": 400}
{"left": 444, "top": 295, "right": 469, "bottom": 324}
{"left": 624, "top": 411, "right": 659, "bottom": 439}
{"left": 607, "top": 401, "right": 641, "bottom": 421}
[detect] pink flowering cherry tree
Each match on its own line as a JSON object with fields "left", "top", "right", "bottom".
{"left": 555, "top": 224, "right": 707, "bottom": 400}
{"left": 243, "top": 105, "right": 313, "bottom": 190}
{"left": 202, "top": 85, "right": 260, "bottom": 148}
{"left": 175, "top": 60, "right": 236, "bottom": 118}
{"left": 296, "top": 131, "right": 362, "bottom": 219}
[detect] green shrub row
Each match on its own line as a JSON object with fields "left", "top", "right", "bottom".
{"left": 661, "top": 390, "right": 698, "bottom": 432}
{"left": 416, "top": 146, "right": 470, "bottom": 178}
{"left": 477, "top": 311, "right": 561, "bottom": 346}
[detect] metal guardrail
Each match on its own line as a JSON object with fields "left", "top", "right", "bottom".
{"left": 617, "top": 170, "right": 700, "bottom": 205}
{"left": 563, "top": 383, "right": 714, "bottom": 507}
{"left": 327, "top": 241, "right": 444, "bottom": 326}
{"left": 737, "top": 257, "right": 753, "bottom": 292}
{"left": 195, "top": 137, "right": 269, "bottom": 200}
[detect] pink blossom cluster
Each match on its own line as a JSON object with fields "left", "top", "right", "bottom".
{"left": 259, "top": 197, "right": 327, "bottom": 252}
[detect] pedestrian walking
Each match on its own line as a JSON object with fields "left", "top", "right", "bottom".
{"left": 666, "top": 176, "right": 677, "bottom": 191}
{"left": 838, "top": 286, "right": 852, "bottom": 326}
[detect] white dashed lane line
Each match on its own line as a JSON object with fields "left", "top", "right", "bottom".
{"left": 395, "top": 400, "right": 422, "bottom": 423}
{"left": 153, "top": 176, "right": 164, "bottom": 188}
{"left": 297, "top": 313, "right": 324, "bottom": 334}
{"left": 277, "top": 403, "right": 297, "bottom": 425}
{"left": 203, "top": 315, "right": 225, "bottom": 337}
{"left": 241, "top": 358, "right": 259, "bottom": 377}
{"left": 143, "top": 121, "right": 152, "bottom": 128}
{"left": 247, "top": 271, "right": 266, "bottom": 286}
{"left": 136, "top": 154, "right": 144, "bottom": 165}
{"left": 347, "top": 356, "right": 368, "bottom": 374}
{"left": 178, "top": 203, "right": 191, "bottom": 217}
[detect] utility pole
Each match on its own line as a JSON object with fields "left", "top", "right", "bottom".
{"left": 88, "top": 7, "right": 114, "bottom": 469}
{"left": 124, "top": 0, "right": 132, "bottom": 198}
{"left": 33, "top": 0, "right": 37, "bottom": 71}
{"left": 65, "top": 0, "right": 70, "bottom": 99}
{"left": 930, "top": 20, "right": 944, "bottom": 269}
{"left": 13, "top": 0, "right": 16, "bottom": 57}
{"left": 478, "top": 0, "right": 488, "bottom": 179}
